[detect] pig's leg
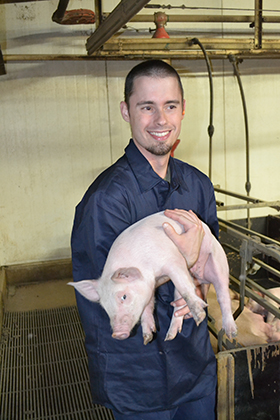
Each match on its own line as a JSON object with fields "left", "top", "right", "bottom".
{"left": 165, "top": 262, "right": 207, "bottom": 326}
{"left": 165, "top": 288, "right": 184, "bottom": 341}
{"left": 203, "top": 253, "right": 237, "bottom": 338}
{"left": 141, "top": 295, "right": 156, "bottom": 345}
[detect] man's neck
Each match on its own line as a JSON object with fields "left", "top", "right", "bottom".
{"left": 131, "top": 139, "right": 170, "bottom": 179}
{"left": 149, "top": 155, "right": 170, "bottom": 179}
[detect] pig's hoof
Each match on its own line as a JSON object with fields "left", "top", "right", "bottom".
{"left": 191, "top": 308, "right": 206, "bottom": 326}
{"left": 224, "top": 322, "right": 238, "bottom": 339}
{"left": 187, "top": 299, "right": 207, "bottom": 326}
{"left": 143, "top": 333, "right": 154, "bottom": 345}
{"left": 164, "top": 330, "right": 180, "bottom": 341}
{"left": 165, "top": 317, "right": 183, "bottom": 341}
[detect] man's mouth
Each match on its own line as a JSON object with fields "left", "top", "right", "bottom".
{"left": 148, "top": 130, "right": 171, "bottom": 139}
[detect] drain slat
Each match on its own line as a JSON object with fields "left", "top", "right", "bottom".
{"left": 0, "top": 306, "right": 114, "bottom": 420}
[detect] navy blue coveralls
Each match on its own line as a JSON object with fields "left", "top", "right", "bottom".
{"left": 71, "top": 139, "right": 219, "bottom": 416}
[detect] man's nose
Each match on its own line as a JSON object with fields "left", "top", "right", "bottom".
{"left": 154, "top": 108, "right": 167, "bottom": 125}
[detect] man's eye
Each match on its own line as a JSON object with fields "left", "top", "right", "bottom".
{"left": 121, "top": 294, "right": 127, "bottom": 301}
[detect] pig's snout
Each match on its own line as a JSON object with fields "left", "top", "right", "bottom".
{"left": 111, "top": 315, "right": 133, "bottom": 341}
{"left": 112, "top": 331, "right": 130, "bottom": 340}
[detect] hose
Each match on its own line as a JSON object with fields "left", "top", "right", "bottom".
{"left": 190, "top": 38, "right": 214, "bottom": 180}
{"left": 228, "top": 55, "right": 251, "bottom": 228}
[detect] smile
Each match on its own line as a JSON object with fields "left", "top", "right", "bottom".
{"left": 149, "top": 131, "right": 170, "bottom": 138}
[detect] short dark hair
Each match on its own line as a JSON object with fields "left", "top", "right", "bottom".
{"left": 124, "top": 60, "right": 184, "bottom": 107}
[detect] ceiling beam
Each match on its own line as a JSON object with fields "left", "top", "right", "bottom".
{"left": 86, "top": 0, "right": 151, "bottom": 55}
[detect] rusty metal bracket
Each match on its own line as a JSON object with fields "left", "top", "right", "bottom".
{"left": 86, "top": 0, "right": 151, "bottom": 55}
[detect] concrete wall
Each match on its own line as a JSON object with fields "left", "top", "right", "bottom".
{"left": 1, "top": 0, "right": 280, "bottom": 266}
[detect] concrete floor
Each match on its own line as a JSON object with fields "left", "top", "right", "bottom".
{"left": 4, "top": 278, "right": 77, "bottom": 312}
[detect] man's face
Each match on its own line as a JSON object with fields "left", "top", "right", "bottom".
{"left": 120, "top": 75, "right": 185, "bottom": 160}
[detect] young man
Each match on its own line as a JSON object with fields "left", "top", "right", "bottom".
{"left": 71, "top": 60, "right": 219, "bottom": 419}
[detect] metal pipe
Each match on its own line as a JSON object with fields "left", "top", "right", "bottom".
{"left": 102, "top": 12, "right": 280, "bottom": 24}
{"left": 254, "top": 0, "right": 263, "bottom": 49}
{"left": 215, "top": 187, "right": 258, "bottom": 203}
{"left": 94, "top": 0, "right": 103, "bottom": 29}
{"left": 219, "top": 218, "right": 280, "bottom": 247}
{"left": 3, "top": 48, "right": 280, "bottom": 62}
{"left": 215, "top": 187, "right": 280, "bottom": 211}
{"left": 230, "top": 275, "right": 280, "bottom": 319}
{"left": 217, "top": 201, "right": 280, "bottom": 212}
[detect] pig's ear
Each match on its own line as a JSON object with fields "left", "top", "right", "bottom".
{"left": 111, "top": 267, "right": 142, "bottom": 282}
{"left": 68, "top": 280, "right": 100, "bottom": 302}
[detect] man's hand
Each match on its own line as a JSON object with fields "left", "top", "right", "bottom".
{"left": 170, "top": 284, "right": 209, "bottom": 318}
{"left": 163, "top": 209, "right": 207, "bottom": 318}
{"left": 163, "top": 209, "right": 205, "bottom": 269}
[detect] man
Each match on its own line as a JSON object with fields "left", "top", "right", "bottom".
{"left": 71, "top": 60, "right": 219, "bottom": 419}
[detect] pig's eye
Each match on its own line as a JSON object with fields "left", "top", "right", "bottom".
{"left": 121, "top": 294, "right": 127, "bottom": 302}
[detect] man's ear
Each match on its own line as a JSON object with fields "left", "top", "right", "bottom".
{"left": 182, "top": 99, "right": 186, "bottom": 118}
{"left": 120, "top": 101, "right": 130, "bottom": 122}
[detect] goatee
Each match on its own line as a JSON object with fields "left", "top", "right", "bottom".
{"left": 145, "top": 143, "right": 173, "bottom": 156}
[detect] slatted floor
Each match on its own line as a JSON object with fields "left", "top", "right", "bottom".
{"left": 0, "top": 306, "right": 115, "bottom": 420}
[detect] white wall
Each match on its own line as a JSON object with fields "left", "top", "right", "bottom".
{"left": 1, "top": 0, "right": 280, "bottom": 265}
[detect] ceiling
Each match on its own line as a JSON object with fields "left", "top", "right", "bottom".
{"left": 2, "top": 0, "right": 280, "bottom": 63}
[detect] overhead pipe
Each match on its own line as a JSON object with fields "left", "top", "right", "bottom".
{"left": 190, "top": 38, "right": 214, "bottom": 180}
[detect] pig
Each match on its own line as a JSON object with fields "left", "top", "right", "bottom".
{"left": 69, "top": 211, "right": 237, "bottom": 345}
{"left": 246, "top": 287, "right": 280, "bottom": 342}
{"left": 207, "top": 286, "right": 273, "bottom": 351}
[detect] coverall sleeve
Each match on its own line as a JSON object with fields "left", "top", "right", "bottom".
{"left": 71, "top": 190, "right": 132, "bottom": 281}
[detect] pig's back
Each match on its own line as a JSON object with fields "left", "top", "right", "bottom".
{"left": 105, "top": 211, "right": 184, "bottom": 270}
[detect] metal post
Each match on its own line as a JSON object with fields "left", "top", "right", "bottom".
{"left": 94, "top": 0, "right": 102, "bottom": 29}
{"left": 254, "top": 0, "right": 263, "bottom": 49}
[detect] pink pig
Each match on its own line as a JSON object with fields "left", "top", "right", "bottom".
{"left": 246, "top": 287, "right": 280, "bottom": 342}
{"left": 69, "top": 211, "right": 237, "bottom": 344}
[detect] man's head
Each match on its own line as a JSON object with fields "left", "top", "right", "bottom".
{"left": 124, "top": 60, "right": 184, "bottom": 110}
{"left": 120, "top": 60, "right": 185, "bottom": 166}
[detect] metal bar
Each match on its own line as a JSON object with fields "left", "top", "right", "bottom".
{"left": 230, "top": 275, "right": 280, "bottom": 319}
{"left": 217, "top": 201, "right": 280, "bottom": 211}
{"left": 222, "top": 241, "right": 280, "bottom": 279}
{"left": 105, "top": 11, "right": 280, "bottom": 24}
{"left": 219, "top": 218, "right": 280, "bottom": 247}
{"left": 252, "top": 256, "right": 280, "bottom": 278}
{"left": 254, "top": 0, "right": 263, "bottom": 49}
{"left": 4, "top": 49, "right": 280, "bottom": 62}
{"left": 86, "top": 0, "right": 151, "bottom": 55}
{"left": 215, "top": 187, "right": 263, "bottom": 203}
{"left": 246, "top": 278, "right": 280, "bottom": 305}
{"left": 95, "top": 0, "right": 103, "bottom": 29}
{"left": 101, "top": 37, "right": 255, "bottom": 50}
